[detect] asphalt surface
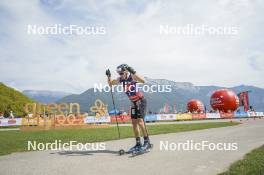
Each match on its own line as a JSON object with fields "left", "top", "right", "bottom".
{"left": 0, "top": 118, "right": 264, "bottom": 175}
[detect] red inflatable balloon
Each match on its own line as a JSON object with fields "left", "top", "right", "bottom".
{"left": 210, "top": 89, "right": 239, "bottom": 112}
{"left": 187, "top": 99, "right": 204, "bottom": 113}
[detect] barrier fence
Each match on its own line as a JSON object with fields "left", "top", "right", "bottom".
{"left": 0, "top": 112, "right": 263, "bottom": 126}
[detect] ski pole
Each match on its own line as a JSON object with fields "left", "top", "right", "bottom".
{"left": 109, "top": 85, "right": 121, "bottom": 139}
{"left": 142, "top": 115, "right": 150, "bottom": 138}
{"left": 140, "top": 100, "right": 150, "bottom": 138}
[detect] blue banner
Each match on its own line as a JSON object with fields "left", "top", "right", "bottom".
{"left": 235, "top": 112, "right": 248, "bottom": 118}
{"left": 145, "top": 114, "right": 157, "bottom": 122}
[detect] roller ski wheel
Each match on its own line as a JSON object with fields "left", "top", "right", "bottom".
{"left": 118, "top": 149, "right": 125, "bottom": 155}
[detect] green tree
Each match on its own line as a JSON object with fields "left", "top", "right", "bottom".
{"left": 0, "top": 83, "right": 33, "bottom": 117}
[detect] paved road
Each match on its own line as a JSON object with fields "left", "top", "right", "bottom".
{"left": 0, "top": 118, "right": 264, "bottom": 175}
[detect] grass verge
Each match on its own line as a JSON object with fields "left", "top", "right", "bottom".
{"left": 219, "top": 145, "right": 264, "bottom": 175}
{"left": 0, "top": 126, "right": 19, "bottom": 129}
{"left": 0, "top": 121, "right": 239, "bottom": 156}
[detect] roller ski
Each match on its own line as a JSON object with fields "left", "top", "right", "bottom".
{"left": 119, "top": 141, "right": 153, "bottom": 156}
{"left": 131, "top": 141, "right": 153, "bottom": 157}
{"left": 118, "top": 143, "right": 141, "bottom": 155}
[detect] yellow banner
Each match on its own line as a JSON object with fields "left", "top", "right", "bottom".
{"left": 176, "top": 113, "right": 192, "bottom": 120}
{"left": 22, "top": 117, "right": 53, "bottom": 126}
{"left": 22, "top": 114, "right": 85, "bottom": 126}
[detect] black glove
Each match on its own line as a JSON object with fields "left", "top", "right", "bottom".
{"left": 126, "top": 66, "right": 136, "bottom": 74}
{"left": 105, "top": 69, "right": 111, "bottom": 77}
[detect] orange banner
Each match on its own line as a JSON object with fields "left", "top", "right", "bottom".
{"left": 192, "top": 113, "right": 206, "bottom": 119}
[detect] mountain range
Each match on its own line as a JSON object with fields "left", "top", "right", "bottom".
{"left": 22, "top": 90, "right": 72, "bottom": 104}
{"left": 3, "top": 76, "right": 262, "bottom": 117}
{"left": 50, "top": 77, "right": 264, "bottom": 113}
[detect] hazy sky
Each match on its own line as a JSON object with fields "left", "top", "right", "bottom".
{"left": 0, "top": 0, "right": 263, "bottom": 93}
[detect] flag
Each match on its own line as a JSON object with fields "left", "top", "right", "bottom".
{"left": 238, "top": 91, "right": 250, "bottom": 112}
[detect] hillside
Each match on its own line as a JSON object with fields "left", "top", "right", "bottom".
{"left": 58, "top": 77, "right": 264, "bottom": 113}
{"left": 0, "top": 83, "right": 33, "bottom": 117}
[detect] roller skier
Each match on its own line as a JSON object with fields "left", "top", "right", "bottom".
{"left": 106, "top": 64, "right": 152, "bottom": 153}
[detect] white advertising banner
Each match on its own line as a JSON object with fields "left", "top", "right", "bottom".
{"left": 0, "top": 118, "right": 22, "bottom": 126}
{"left": 84, "top": 116, "right": 110, "bottom": 123}
{"left": 206, "top": 113, "right": 221, "bottom": 119}
{"left": 256, "top": 112, "right": 264, "bottom": 117}
{"left": 247, "top": 112, "right": 256, "bottom": 117}
{"left": 248, "top": 112, "right": 264, "bottom": 117}
{"left": 156, "top": 114, "right": 176, "bottom": 121}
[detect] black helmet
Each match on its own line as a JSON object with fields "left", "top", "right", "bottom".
{"left": 116, "top": 64, "right": 128, "bottom": 73}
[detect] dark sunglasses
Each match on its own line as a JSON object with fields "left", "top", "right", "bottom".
{"left": 118, "top": 72, "right": 124, "bottom": 75}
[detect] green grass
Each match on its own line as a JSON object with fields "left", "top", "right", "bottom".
{"left": 219, "top": 145, "right": 264, "bottom": 175}
{"left": 0, "top": 125, "right": 19, "bottom": 129}
{"left": 0, "top": 122, "right": 239, "bottom": 156}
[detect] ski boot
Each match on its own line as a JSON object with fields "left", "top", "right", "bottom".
{"left": 142, "top": 140, "right": 152, "bottom": 150}
{"left": 128, "top": 143, "right": 142, "bottom": 153}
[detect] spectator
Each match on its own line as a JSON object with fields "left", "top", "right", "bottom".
{"left": 9, "top": 111, "right": 14, "bottom": 119}
{"left": 0, "top": 112, "right": 4, "bottom": 119}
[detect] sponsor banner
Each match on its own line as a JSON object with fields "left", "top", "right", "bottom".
{"left": 22, "top": 117, "right": 53, "bottom": 126}
{"left": 84, "top": 116, "right": 110, "bottom": 123}
{"left": 220, "top": 112, "right": 234, "bottom": 118}
{"left": 0, "top": 118, "right": 22, "bottom": 126}
{"left": 247, "top": 112, "right": 254, "bottom": 117}
{"left": 176, "top": 113, "right": 192, "bottom": 120}
{"left": 255, "top": 112, "right": 264, "bottom": 117}
{"left": 145, "top": 114, "right": 157, "bottom": 122}
{"left": 157, "top": 114, "right": 176, "bottom": 121}
{"left": 192, "top": 113, "right": 206, "bottom": 120}
{"left": 110, "top": 115, "right": 131, "bottom": 123}
{"left": 235, "top": 112, "right": 249, "bottom": 118}
{"left": 248, "top": 112, "right": 264, "bottom": 117}
{"left": 206, "top": 113, "right": 221, "bottom": 119}
{"left": 247, "top": 112, "right": 257, "bottom": 117}
{"left": 22, "top": 117, "right": 37, "bottom": 126}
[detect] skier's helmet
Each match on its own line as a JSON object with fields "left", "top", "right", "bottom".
{"left": 116, "top": 64, "right": 128, "bottom": 74}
